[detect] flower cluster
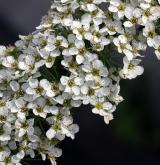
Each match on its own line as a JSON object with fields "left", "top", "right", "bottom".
{"left": 0, "top": 0, "right": 160, "bottom": 164}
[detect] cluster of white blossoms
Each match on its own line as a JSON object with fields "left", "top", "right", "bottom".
{"left": 0, "top": 0, "right": 160, "bottom": 164}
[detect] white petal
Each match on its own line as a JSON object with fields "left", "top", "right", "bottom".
{"left": 81, "top": 14, "right": 91, "bottom": 25}
{"left": 46, "top": 128, "right": 56, "bottom": 139}
{"left": 46, "top": 90, "right": 55, "bottom": 97}
{"left": 29, "top": 79, "right": 38, "bottom": 88}
{"left": 60, "top": 76, "right": 69, "bottom": 85}
{"left": 103, "top": 102, "right": 112, "bottom": 110}
{"left": 40, "top": 79, "right": 50, "bottom": 89}
{"left": 50, "top": 106, "right": 59, "bottom": 115}
{"left": 104, "top": 113, "right": 113, "bottom": 124}
{"left": 134, "top": 66, "right": 144, "bottom": 75}
{"left": 10, "top": 81, "right": 20, "bottom": 91}
{"left": 69, "top": 47, "right": 78, "bottom": 55}
{"left": 81, "top": 85, "right": 88, "bottom": 95}
{"left": 123, "top": 21, "right": 133, "bottom": 27}
{"left": 75, "top": 40, "right": 85, "bottom": 49}
{"left": 74, "top": 77, "right": 84, "bottom": 86}
{"left": 26, "top": 87, "right": 36, "bottom": 95}
{"left": 18, "top": 128, "right": 26, "bottom": 137}
{"left": 76, "top": 55, "right": 84, "bottom": 64}
{"left": 72, "top": 86, "right": 80, "bottom": 95}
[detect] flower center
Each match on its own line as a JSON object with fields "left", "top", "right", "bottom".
{"left": 95, "top": 102, "right": 103, "bottom": 110}
{"left": 92, "top": 68, "right": 100, "bottom": 76}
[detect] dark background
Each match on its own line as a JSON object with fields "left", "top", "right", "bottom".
{"left": 1, "top": 0, "right": 160, "bottom": 164}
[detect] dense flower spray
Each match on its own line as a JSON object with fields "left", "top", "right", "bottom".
{"left": 0, "top": 0, "right": 160, "bottom": 164}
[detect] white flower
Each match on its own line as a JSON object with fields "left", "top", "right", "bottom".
{"left": 91, "top": 99, "right": 115, "bottom": 116}
{"left": 89, "top": 26, "right": 111, "bottom": 51}
{"left": 109, "top": 0, "right": 126, "bottom": 18}
{"left": 0, "top": 147, "right": 11, "bottom": 162}
{"left": 120, "top": 57, "right": 144, "bottom": 79}
{"left": 93, "top": 78, "right": 111, "bottom": 97}
{"left": 143, "top": 22, "right": 156, "bottom": 47}
{"left": 113, "top": 37, "right": 134, "bottom": 60}
{"left": 18, "top": 141, "right": 36, "bottom": 158}
{"left": 26, "top": 79, "right": 46, "bottom": 98}
{"left": 47, "top": 112, "right": 79, "bottom": 140}
{"left": 153, "top": 36, "right": 160, "bottom": 60}
{"left": 81, "top": 84, "right": 96, "bottom": 105}
{"left": 18, "top": 54, "right": 35, "bottom": 71}
{"left": 7, "top": 98, "right": 27, "bottom": 121}
{"left": 37, "top": 49, "right": 60, "bottom": 68}
{"left": 71, "top": 20, "right": 90, "bottom": 40}
{"left": 86, "top": 4, "right": 105, "bottom": 25}
{"left": 140, "top": 3, "right": 160, "bottom": 24}
{"left": 28, "top": 97, "right": 48, "bottom": 118}
{"left": 82, "top": 59, "right": 108, "bottom": 81}
{"left": 0, "top": 46, "right": 6, "bottom": 62}
{"left": 61, "top": 124, "right": 79, "bottom": 139}
{"left": 124, "top": 6, "right": 142, "bottom": 27}
{"left": 2, "top": 56, "right": 17, "bottom": 69}
{"left": 45, "top": 35, "right": 68, "bottom": 52}
{"left": 15, "top": 119, "right": 34, "bottom": 137}
{"left": 60, "top": 76, "right": 84, "bottom": 96}
{"left": 104, "top": 113, "right": 114, "bottom": 124}
{"left": 0, "top": 123, "right": 11, "bottom": 141}
{"left": 105, "top": 20, "right": 124, "bottom": 35}
{"left": 43, "top": 81, "right": 61, "bottom": 98}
